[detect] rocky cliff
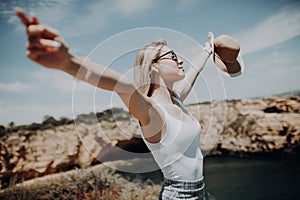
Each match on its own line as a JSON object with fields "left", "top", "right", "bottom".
{"left": 0, "top": 95, "right": 299, "bottom": 188}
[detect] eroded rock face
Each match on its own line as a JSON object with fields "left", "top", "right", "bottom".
{"left": 186, "top": 96, "right": 300, "bottom": 156}
{"left": 0, "top": 95, "right": 299, "bottom": 188}
{"left": 213, "top": 96, "right": 300, "bottom": 156}
{"left": 0, "top": 119, "right": 143, "bottom": 188}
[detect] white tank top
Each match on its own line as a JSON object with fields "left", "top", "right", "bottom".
{"left": 140, "top": 96, "right": 203, "bottom": 181}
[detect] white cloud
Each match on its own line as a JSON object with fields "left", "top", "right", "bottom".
{"left": 0, "top": 101, "right": 74, "bottom": 125}
{"left": 117, "top": 0, "right": 155, "bottom": 16}
{"left": 175, "top": 0, "right": 203, "bottom": 10}
{"left": 2, "top": 0, "right": 156, "bottom": 37}
{"left": 32, "top": 69, "right": 75, "bottom": 92}
{"left": 227, "top": 50, "right": 300, "bottom": 99}
{"left": 235, "top": 6, "right": 300, "bottom": 55}
{"left": 0, "top": 81, "right": 36, "bottom": 92}
{"left": 31, "top": 69, "right": 98, "bottom": 94}
{"left": 249, "top": 51, "right": 297, "bottom": 69}
{"left": 62, "top": 0, "right": 157, "bottom": 38}
{"left": 0, "top": 69, "right": 94, "bottom": 94}
{"left": 0, "top": 89, "right": 112, "bottom": 126}
{"left": 0, "top": 69, "right": 111, "bottom": 125}
{"left": 1, "top": 0, "right": 75, "bottom": 30}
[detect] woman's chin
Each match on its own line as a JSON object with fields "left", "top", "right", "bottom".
{"left": 175, "top": 73, "right": 185, "bottom": 82}
{"left": 179, "top": 72, "right": 185, "bottom": 79}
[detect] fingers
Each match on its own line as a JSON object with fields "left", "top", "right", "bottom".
{"left": 27, "top": 24, "right": 59, "bottom": 43}
{"left": 208, "top": 32, "right": 214, "bottom": 48}
{"left": 26, "top": 23, "right": 64, "bottom": 57}
{"left": 208, "top": 32, "right": 213, "bottom": 42}
{"left": 26, "top": 39, "right": 61, "bottom": 61}
{"left": 16, "top": 9, "right": 57, "bottom": 39}
{"left": 16, "top": 9, "right": 40, "bottom": 26}
{"left": 16, "top": 9, "right": 30, "bottom": 27}
{"left": 30, "top": 16, "right": 39, "bottom": 25}
{"left": 53, "top": 37, "right": 67, "bottom": 48}
{"left": 41, "top": 24, "right": 59, "bottom": 39}
{"left": 208, "top": 32, "right": 212, "bottom": 38}
{"left": 16, "top": 9, "right": 60, "bottom": 45}
{"left": 27, "top": 38, "right": 61, "bottom": 50}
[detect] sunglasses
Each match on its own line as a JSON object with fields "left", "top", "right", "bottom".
{"left": 152, "top": 50, "right": 178, "bottom": 63}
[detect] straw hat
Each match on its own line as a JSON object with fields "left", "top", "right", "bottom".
{"left": 211, "top": 33, "right": 244, "bottom": 77}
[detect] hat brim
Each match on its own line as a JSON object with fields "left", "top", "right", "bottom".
{"left": 213, "top": 54, "right": 244, "bottom": 77}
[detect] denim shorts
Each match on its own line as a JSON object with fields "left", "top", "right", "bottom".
{"left": 159, "top": 177, "right": 205, "bottom": 200}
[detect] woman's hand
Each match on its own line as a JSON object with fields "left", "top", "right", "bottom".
{"left": 16, "top": 9, "right": 71, "bottom": 70}
{"left": 202, "top": 32, "right": 213, "bottom": 55}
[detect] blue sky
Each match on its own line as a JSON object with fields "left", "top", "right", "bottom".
{"left": 0, "top": 0, "right": 299, "bottom": 125}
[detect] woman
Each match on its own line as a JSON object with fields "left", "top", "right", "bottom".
{"left": 16, "top": 9, "right": 212, "bottom": 200}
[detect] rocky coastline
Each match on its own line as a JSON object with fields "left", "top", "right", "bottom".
{"left": 0, "top": 95, "right": 299, "bottom": 188}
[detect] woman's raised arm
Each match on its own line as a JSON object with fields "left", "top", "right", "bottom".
{"left": 16, "top": 9, "right": 129, "bottom": 93}
{"left": 173, "top": 32, "right": 213, "bottom": 102}
{"left": 15, "top": 9, "right": 160, "bottom": 128}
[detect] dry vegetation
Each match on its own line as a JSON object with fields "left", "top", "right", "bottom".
{"left": 0, "top": 161, "right": 163, "bottom": 200}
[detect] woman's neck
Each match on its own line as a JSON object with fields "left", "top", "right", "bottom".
{"left": 150, "top": 77, "right": 174, "bottom": 105}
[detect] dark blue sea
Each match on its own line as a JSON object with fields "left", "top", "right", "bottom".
{"left": 204, "top": 155, "right": 300, "bottom": 200}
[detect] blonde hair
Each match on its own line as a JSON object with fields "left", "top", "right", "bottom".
{"left": 133, "top": 39, "right": 167, "bottom": 96}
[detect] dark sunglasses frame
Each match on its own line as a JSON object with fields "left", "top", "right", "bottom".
{"left": 152, "top": 50, "right": 178, "bottom": 63}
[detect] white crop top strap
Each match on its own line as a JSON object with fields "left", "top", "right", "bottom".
{"left": 140, "top": 96, "right": 203, "bottom": 181}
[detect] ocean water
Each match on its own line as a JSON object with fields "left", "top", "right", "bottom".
{"left": 203, "top": 156, "right": 300, "bottom": 200}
